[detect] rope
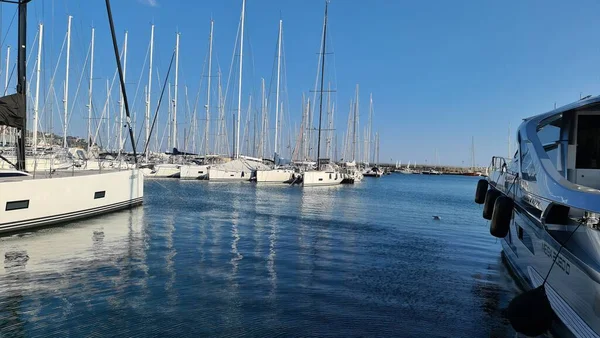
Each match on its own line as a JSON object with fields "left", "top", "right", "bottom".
{"left": 542, "top": 219, "right": 584, "bottom": 285}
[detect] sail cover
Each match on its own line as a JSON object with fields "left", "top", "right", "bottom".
{"left": 0, "top": 93, "right": 25, "bottom": 129}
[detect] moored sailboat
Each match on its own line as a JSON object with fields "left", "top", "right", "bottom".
{"left": 0, "top": 0, "right": 143, "bottom": 234}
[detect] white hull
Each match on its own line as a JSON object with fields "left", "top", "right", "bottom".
{"left": 503, "top": 209, "right": 600, "bottom": 337}
{"left": 180, "top": 164, "right": 209, "bottom": 180}
{"left": 255, "top": 169, "right": 294, "bottom": 183}
{"left": 302, "top": 170, "right": 342, "bottom": 187}
{"left": 0, "top": 169, "right": 144, "bottom": 233}
{"left": 141, "top": 164, "right": 180, "bottom": 178}
{"left": 208, "top": 168, "right": 250, "bottom": 181}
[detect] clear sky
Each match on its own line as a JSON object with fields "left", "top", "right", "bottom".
{"left": 2, "top": 0, "right": 600, "bottom": 166}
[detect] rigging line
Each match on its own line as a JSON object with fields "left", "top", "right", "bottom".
{"left": 65, "top": 37, "right": 91, "bottom": 132}
{"left": 128, "top": 34, "right": 151, "bottom": 135}
{"left": 0, "top": 6, "right": 16, "bottom": 53}
{"left": 143, "top": 50, "right": 175, "bottom": 156}
{"left": 105, "top": 0, "right": 137, "bottom": 162}
{"left": 39, "top": 29, "right": 67, "bottom": 114}
{"left": 542, "top": 219, "right": 584, "bottom": 285}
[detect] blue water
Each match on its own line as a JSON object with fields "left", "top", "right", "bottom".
{"left": 0, "top": 174, "right": 521, "bottom": 337}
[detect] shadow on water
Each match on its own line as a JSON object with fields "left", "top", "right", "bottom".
{"left": 0, "top": 175, "right": 523, "bottom": 337}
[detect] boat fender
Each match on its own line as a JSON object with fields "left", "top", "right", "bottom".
{"left": 483, "top": 189, "right": 501, "bottom": 220}
{"left": 490, "top": 196, "right": 513, "bottom": 238}
{"left": 474, "top": 179, "right": 488, "bottom": 204}
{"left": 507, "top": 285, "right": 555, "bottom": 337}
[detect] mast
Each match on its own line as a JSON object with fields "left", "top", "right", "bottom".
{"left": 63, "top": 15, "right": 72, "bottom": 148}
{"left": 118, "top": 31, "right": 128, "bottom": 153}
{"left": 106, "top": 79, "right": 110, "bottom": 150}
{"left": 205, "top": 19, "right": 213, "bottom": 155}
{"left": 316, "top": 1, "right": 329, "bottom": 167}
{"left": 274, "top": 19, "right": 282, "bottom": 157}
{"left": 4, "top": 46, "right": 9, "bottom": 95}
{"left": 173, "top": 32, "right": 180, "bottom": 150}
{"left": 236, "top": 0, "right": 246, "bottom": 159}
{"left": 145, "top": 24, "right": 154, "bottom": 161}
{"left": 368, "top": 93, "right": 373, "bottom": 163}
{"left": 260, "top": 77, "right": 266, "bottom": 158}
{"left": 87, "top": 27, "right": 95, "bottom": 153}
{"left": 352, "top": 84, "right": 358, "bottom": 162}
{"left": 15, "top": 1, "right": 26, "bottom": 171}
{"left": 33, "top": 23, "right": 43, "bottom": 156}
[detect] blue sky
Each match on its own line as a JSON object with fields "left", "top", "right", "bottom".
{"left": 2, "top": 0, "right": 600, "bottom": 166}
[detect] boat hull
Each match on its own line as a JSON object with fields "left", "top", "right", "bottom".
{"left": 180, "top": 164, "right": 209, "bottom": 180}
{"left": 501, "top": 208, "right": 600, "bottom": 338}
{"left": 255, "top": 169, "right": 294, "bottom": 183}
{"left": 208, "top": 168, "right": 250, "bottom": 181}
{"left": 302, "top": 171, "right": 342, "bottom": 187}
{"left": 141, "top": 164, "right": 180, "bottom": 178}
{"left": 0, "top": 169, "right": 144, "bottom": 234}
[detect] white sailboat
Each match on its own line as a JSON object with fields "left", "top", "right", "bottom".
{"left": 0, "top": 1, "right": 143, "bottom": 233}
{"left": 302, "top": 1, "right": 342, "bottom": 187}
{"left": 255, "top": 18, "right": 295, "bottom": 184}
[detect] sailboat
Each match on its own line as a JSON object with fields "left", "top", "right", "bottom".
{"left": 255, "top": 19, "right": 295, "bottom": 184}
{"left": 398, "top": 161, "right": 414, "bottom": 174}
{"left": 301, "top": 0, "right": 342, "bottom": 187}
{"left": 0, "top": 0, "right": 143, "bottom": 233}
{"left": 207, "top": 0, "right": 270, "bottom": 181}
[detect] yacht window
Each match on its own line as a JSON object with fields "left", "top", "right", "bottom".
{"left": 520, "top": 142, "right": 536, "bottom": 181}
{"left": 576, "top": 115, "right": 600, "bottom": 169}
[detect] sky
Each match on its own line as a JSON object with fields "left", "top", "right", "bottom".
{"left": 2, "top": 0, "right": 600, "bottom": 166}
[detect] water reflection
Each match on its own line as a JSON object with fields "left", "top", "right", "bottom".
{"left": 0, "top": 176, "right": 521, "bottom": 337}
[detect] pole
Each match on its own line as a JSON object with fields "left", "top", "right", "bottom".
{"left": 236, "top": 0, "right": 246, "bottom": 159}
{"left": 274, "top": 19, "right": 282, "bottom": 157}
{"left": 63, "top": 15, "right": 72, "bottom": 148}
{"left": 172, "top": 32, "right": 179, "bottom": 151}
{"left": 352, "top": 84, "right": 358, "bottom": 162}
{"left": 205, "top": 19, "right": 213, "bottom": 155}
{"left": 316, "top": 1, "right": 328, "bottom": 167}
{"left": 87, "top": 27, "right": 95, "bottom": 153}
{"left": 105, "top": 0, "right": 138, "bottom": 163}
{"left": 33, "top": 23, "right": 43, "bottom": 156}
{"left": 145, "top": 24, "right": 154, "bottom": 161}
{"left": 118, "top": 31, "right": 127, "bottom": 153}
{"left": 15, "top": 0, "right": 27, "bottom": 171}
{"left": 4, "top": 45, "right": 9, "bottom": 95}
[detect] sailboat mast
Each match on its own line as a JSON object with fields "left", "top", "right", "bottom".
{"left": 205, "top": 19, "right": 214, "bottom": 155}
{"left": 316, "top": 1, "right": 329, "bottom": 166}
{"left": 145, "top": 24, "right": 154, "bottom": 162}
{"left": 33, "top": 23, "right": 43, "bottom": 156}
{"left": 118, "top": 31, "right": 128, "bottom": 153}
{"left": 173, "top": 32, "right": 180, "bottom": 150}
{"left": 3, "top": 45, "right": 9, "bottom": 96}
{"left": 87, "top": 27, "right": 95, "bottom": 153}
{"left": 15, "top": 0, "right": 26, "bottom": 171}
{"left": 274, "top": 19, "right": 282, "bottom": 157}
{"left": 63, "top": 15, "right": 72, "bottom": 148}
{"left": 260, "top": 77, "right": 265, "bottom": 158}
{"left": 106, "top": 79, "right": 110, "bottom": 150}
{"left": 368, "top": 93, "right": 373, "bottom": 163}
{"left": 236, "top": 0, "right": 246, "bottom": 159}
{"left": 352, "top": 84, "right": 358, "bottom": 162}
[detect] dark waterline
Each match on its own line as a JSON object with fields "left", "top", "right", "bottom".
{"left": 1, "top": 175, "right": 522, "bottom": 337}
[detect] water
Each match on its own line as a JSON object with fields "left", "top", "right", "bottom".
{"left": 0, "top": 175, "right": 522, "bottom": 337}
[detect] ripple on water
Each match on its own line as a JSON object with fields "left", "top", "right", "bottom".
{"left": 0, "top": 175, "right": 520, "bottom": 337}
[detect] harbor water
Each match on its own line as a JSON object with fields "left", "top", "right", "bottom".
{"left": 0, "top": 175, "right": 523, "bottom": 337}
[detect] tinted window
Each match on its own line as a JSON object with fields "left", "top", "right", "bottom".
{"left": 576, "top": 115, "right": 600, "bottom": 169}
{"left": 520, "top": 142, "right": 536, "bottom": 181}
